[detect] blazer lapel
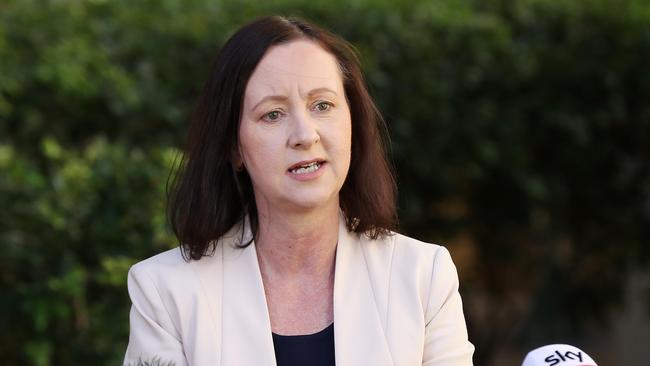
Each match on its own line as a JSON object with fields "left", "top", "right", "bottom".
{"left": 188, "top": 240, "right": 223, "bottom": 366}
{"left": 220, "top": 221, "right": 277, "bottom": 366}
{"left": 334, "top": 216, "right": 394, "bottom": 366}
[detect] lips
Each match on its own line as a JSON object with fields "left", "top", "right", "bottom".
{"left": 287, "top": 159, "right": 326, "bottom": 172}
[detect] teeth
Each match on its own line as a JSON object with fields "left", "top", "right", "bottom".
{"left": 291, "top": 162, "right": 321, "bottom": 174}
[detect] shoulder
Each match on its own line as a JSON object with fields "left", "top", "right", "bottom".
{"left": 360, "top": 232, "right": 461, "bottom": 310}
{"left": 127, "top": 246, "right": 221, "bottom": 302}
{"left": 129, "top": 247, "right": 191, "bottom": 284}
{"left": 391, "top": 232, "right": 447, "bottom": 258}
{"left": 394, "top": 233, "right": 457, "bottom": 280}
{"left": 127, "top": 248, "right": 187, "bottom": 302}
{"left": 129, "top": 218, "right": 245, "bottom": 280}
{"left": 363, "top": 231, "right": 456, "bottom": 277}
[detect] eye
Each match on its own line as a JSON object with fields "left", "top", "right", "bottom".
{"left": 262, "top": 110, "right": 283, "bottom": 122}
{"left": 313, "top": 101, "right": 333, "bottom": 112}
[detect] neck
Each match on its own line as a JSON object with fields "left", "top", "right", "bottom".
{"left": 254, "top": 203, "right": 339, "bottom": 280}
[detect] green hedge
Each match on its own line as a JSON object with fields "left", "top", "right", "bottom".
{"left": 1, "top": 0, "right": 649, "bottom": 364}
{"left": 0, "top": 138, "right": 177, "bottom": 365}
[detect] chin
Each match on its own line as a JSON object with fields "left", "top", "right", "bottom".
{"left": 282, "top": 191, "right": 339, "bottom": 212}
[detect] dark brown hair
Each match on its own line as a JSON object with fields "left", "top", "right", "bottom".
{"left": 167, "top": 16, "right": 397, "bottom": 261}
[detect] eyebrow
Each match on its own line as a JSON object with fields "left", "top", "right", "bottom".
{"left": 250, "top": 87, "right": 339, "bottom": 112}
{"left": 307, "top": 87, "right": 339, "bottom": 98}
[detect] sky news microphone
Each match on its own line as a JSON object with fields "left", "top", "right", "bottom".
{"left": 522, "top": 344, "right": 597, "bottom": 366}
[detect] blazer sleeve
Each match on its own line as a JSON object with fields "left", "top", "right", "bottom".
{"left": 422, "top": 247, "right": 474, "bottom": 365}
{"left": 123, "top": 263, "right": 189, "bottom": 366}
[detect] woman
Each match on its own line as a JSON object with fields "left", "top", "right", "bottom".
{"left": 123, "top": 16, "right": 474, "bottom": 366}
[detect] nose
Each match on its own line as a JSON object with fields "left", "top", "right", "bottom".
{"left": 288, "top": 111, "right": 320, "bottom": 149}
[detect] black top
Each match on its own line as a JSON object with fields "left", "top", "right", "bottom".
{"left": 272, "top": 323, "right": 335, "bottom": 366}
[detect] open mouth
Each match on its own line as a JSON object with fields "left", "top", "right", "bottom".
{"left": 288, "top": 160, "right": 325, "bottom": 174}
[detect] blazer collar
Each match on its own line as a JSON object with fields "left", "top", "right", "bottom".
{"left": 212, "top": 214, "right": 394, "bottom": 366}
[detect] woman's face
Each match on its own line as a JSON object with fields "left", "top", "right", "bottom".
{"left": 238, "top": 39, "right": 352, "bottom": 214}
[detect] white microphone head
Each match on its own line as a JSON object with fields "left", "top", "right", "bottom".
{"left": 522, "top": 344, "right": 597, "bottom": 366}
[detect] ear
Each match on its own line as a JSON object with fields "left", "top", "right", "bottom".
{"left": 231, "top": 146, "right": 244, "bottom": 171}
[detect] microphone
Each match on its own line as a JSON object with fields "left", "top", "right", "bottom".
{"left": 522, "top": 344, "right": 597, "bottom": 366}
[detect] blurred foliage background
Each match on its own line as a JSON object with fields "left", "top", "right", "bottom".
{"left": 1, "top": 0, "right": 649, "bottom": 365}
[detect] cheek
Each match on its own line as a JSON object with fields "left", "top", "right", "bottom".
{"left": 239, "top": 123, "right": 264, "bottom": 161}
{"left": 334, "top": 115, "right": 353, "bottom": 172}
{"left": 337, "top": 129, "right": 352, "bottom": 159}
{"left": 239, "top": 127, "right": 284, "bottom": 177}
{"left": 343, "top": 133, "right": 352, "bottom": 172}
{"left": 341, "top": 110, "right": 352, "bottom": 155}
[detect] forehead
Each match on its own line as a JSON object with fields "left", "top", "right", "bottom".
{"left": 245, "top": 39, "right": 344, "bottom": 98}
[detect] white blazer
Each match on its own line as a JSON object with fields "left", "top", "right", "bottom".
{"left": 123, "top": 215, "right": 474, "bottom": 365}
